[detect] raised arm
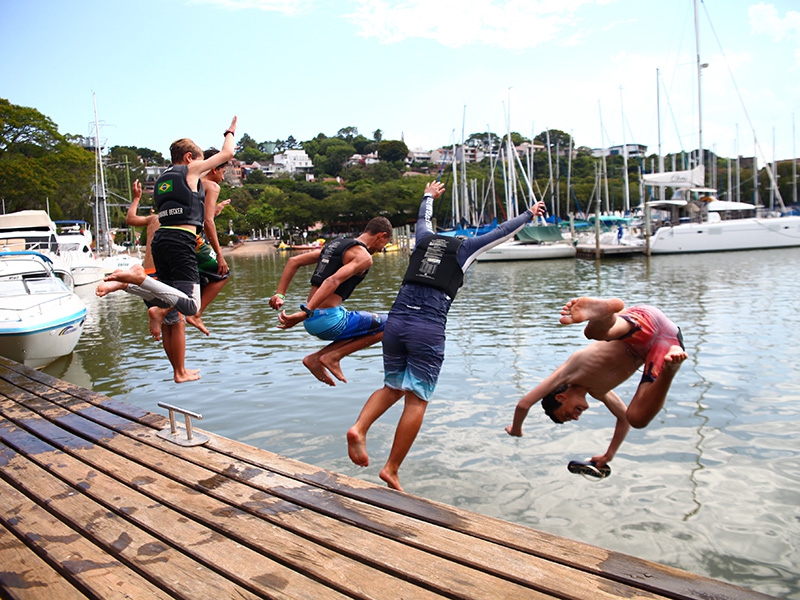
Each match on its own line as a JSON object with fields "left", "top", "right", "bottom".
{"left": 125, "top": 179, "right": 150, "bottom": 227}
{"left": 591, "top": 390, "right": 631, "bottom": 467}
{"left": 187, "top": 116, "right": 238, "bottom": 179}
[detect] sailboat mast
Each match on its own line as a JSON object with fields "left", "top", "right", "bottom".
{"left": 620, "top": 86, "right": 630, "bottom": 213}
{"left": 694, "top": 0, "right": 704, "bottom": 171}
{"left": 92, "top": 93, "right": 111, "bottom": 256}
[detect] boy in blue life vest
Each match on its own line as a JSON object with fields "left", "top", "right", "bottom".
{"left": 98, "top": 117, "right": 237, "bottom": 343}
{"left": 347, "top": 181, "right": 546, "bottom": 491}
{"left": 269, "top": 217, "right": 394, "bottom": 386}
{"left": 505, "top": 297, "right": 687, "bottom": 469}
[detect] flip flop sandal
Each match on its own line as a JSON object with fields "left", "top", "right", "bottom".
{"left": 567, "top": 460, "right": 611, "bottom": 479}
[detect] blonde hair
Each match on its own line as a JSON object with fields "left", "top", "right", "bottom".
{"left": 169, "top": 138, "right": 203, "bottom": 164}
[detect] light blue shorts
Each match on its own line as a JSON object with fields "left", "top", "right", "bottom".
{"left": 303, "top": 306, "right": 386, "bottom": 341}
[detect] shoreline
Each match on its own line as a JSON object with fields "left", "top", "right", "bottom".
{"left": 221, "top": 240, "right": 276, "bottom": 257}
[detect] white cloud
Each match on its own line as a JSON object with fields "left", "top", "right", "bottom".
{"left": 343, "top": 0, "right": 600, "bottom": 50}
{"left": 748, "top": 2, "right": 800, "bottom": 68}
{"left": 187, "top": 0, "right": 311, "bottom": 16}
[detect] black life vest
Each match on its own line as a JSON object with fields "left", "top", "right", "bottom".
{"left": 402, "top": 235, "right": 464, "bottom": 298}
{"left": 310, "top": 237, "right": 369, "bottom": 301}
{"left": 155, "top": 165, "right": 205, "bottom": 228}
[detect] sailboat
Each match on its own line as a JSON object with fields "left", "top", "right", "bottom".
{"left": 644, "top": 0, "right": 800, "bottom": 254}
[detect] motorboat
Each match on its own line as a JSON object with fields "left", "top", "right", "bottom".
{"left": 55, "top": 220, "right": 105, "bottom": 286}
{"left": 0, "top": 251, "right": 87, "bottom": 368}
{"left": 0, "top": 210, "right": 74, "bottom": 288}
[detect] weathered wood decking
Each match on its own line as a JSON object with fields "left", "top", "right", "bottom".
{"left": 0, "top": 355, "right": 774, "bottom": 600}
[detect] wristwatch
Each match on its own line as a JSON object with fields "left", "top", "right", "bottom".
{"left": 300, "top": 304, "right": 314, "bottom": 318}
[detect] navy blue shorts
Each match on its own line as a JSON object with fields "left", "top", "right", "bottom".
{"left": 382, "top": 315, "right": 445, "bottom": 401}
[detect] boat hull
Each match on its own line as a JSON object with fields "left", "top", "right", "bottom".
{"left": 476, "top": 241, "right": 577, "bottom": 262}
{"left": 0, "top": 310, "right": 86, "bottom": 368}
{"left": 649, "top": 216, "right": 800, "bottom": 254}
{"left": 0, "top": 251, "right": 88, "bottom": 368}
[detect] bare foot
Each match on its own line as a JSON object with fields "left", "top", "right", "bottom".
{"left": 95, "top": 280, "right": 128, "bottom": 297}
{"left": 104, "top": 264, "right": 147, "bottom": 286}
{"left": 379, "top": 467, "right": 403, "bottom": 491}
{"left": 303, "top": 354, "right": 335, "bottom": 386}
{"left": 319, "top": 354, "right": 347, "bottom": 384}
{"left": 663, "top": 345, "right": 688, "bottom": 370}
{"left": 174, "top": 368, "right": 201, "bottom": 383}
{"left": 346, "top": 427, "right": 369, "bottom": 466}
{"left": 186, "top": 315, "right": 209, "bottom": 336}
{"left": 148, "top": 306, "right": 169, "bottom": 341}
{"left": 560, "top": 297, "right": 625, "bottom": 325}
{"left": 505, "top": 424, "right": 522, "bottom": 437}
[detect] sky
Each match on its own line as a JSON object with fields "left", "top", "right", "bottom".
{"left": 2, "top": 0, "right": 800, "bottom": 163}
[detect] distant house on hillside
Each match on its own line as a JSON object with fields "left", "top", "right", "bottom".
{"left": 273, "top": 149, "right": 314, "bottom": 175}
{"left": 592, "top": 143, "right": 648, "bottom": 158}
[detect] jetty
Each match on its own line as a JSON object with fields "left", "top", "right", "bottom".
{"left": 575, "top": 243, "right": 647, "bottom": 259}
{"left": 0, "top": 355, "right": 773, "bottom": 599}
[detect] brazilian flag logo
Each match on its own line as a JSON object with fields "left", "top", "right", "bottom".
{"left": 157, "top": 180, "right": 173, "bottom": 195}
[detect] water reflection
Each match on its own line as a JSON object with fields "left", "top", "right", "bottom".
{"left": 47, "top": 245, "right": 800, "bottom": 599}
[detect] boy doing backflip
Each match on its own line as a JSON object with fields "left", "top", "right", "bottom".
{"left": 505, "top": 297, "right": 687, "bottom": 468}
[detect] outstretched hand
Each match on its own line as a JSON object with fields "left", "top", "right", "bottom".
{"left": 531, "top": 201, "right": 546, "bottom": 217}
{"left": 424, "top": 181, "right": 446, "bottom": 199}
{"left": 277, "top": 309, "right": 304, "bottom": 329}
{"left": 214, "top": 199, "right": 231, "bottom": 217}
{"left": 268, "top": 294, "right": 285, "bottom": 311}
{"left": 132, "top": 179, "right": 142, "bottom": 202}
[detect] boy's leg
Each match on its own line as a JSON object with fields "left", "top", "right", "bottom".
{"left": 186, "top": 278, "right": 228, "bottom": 336}
{"left": 347, "top": 385, "right": 405, "bottom": 467}
{"left": 560, "top": 297, "right": 629, "bottom": 340}
{"left": 380, "top": 392, "right": 427, "bottom": 492}
{"left": 161, "top": 318, "right": 201, "bottom": 383}
{"left": 626, "top": 345, "right": 687, "bottom": 428}
{"left": 310, "top": 332, "right": 383, "bottom": 385}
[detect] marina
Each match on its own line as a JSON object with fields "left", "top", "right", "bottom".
{"left": 0, "top": 355, "right": 774, "bottom": 599}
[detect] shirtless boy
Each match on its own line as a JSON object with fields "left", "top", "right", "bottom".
{"left": 505, "top": 297, "right": 687, "bottom": 468}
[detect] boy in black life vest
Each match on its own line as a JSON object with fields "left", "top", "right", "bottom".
{"left": 505, "top": 297, "right": 687, "bottom": 468}
{"left": 98, "top": 117, "right": 237, "bottom": 342}
{"left": 269, "top": 217, "right": 394, "bottom": 386}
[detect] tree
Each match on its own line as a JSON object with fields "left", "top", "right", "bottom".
{"left": 336, "top": 126, "right": 359, "bottom": 143}
{"left": 244, "top": 168, "right": 267, "bottom": 184}
{"left": 377, "top": 139, "right": 409, "bottom": 163}
{"left": 0, "top": 98, "right": 93, "bottom": 214}
{"left": 373, "top": 129, "right": 383, "bottom": 143}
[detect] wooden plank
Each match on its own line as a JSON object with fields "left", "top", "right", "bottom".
{"left": 0, "top": 441, "right": 266, "bottom": 600}
{"left": 0, "top": 473, "right": 173, "bottom": 599}
{"left": 0, "top": 521, "right": 89, "bottom": 600}
{"left": 0, "top": 357, "right": 776, "bottom": 600}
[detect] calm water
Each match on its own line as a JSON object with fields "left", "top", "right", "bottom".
{"left": 47, "top": 245, "right": 800, "bottom": 599}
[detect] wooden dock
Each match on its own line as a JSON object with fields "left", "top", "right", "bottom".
{"left": 0, "top": 355, "right": 774, "bottom": 600}
{"left": 576, "top": 243, "right": 647, "bottom": 258}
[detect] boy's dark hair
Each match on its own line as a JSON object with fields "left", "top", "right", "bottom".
{"left": 542, "top": 384, "right": 569, "bottom": 424}
{"left": 170, "top": 138, "right": 202, "bottom": 163}
{"left": 364, "top": 217, "right": 393, "bottom": 237}
{"left": 203, "top": 147, "right": 219, "bottom": 160}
